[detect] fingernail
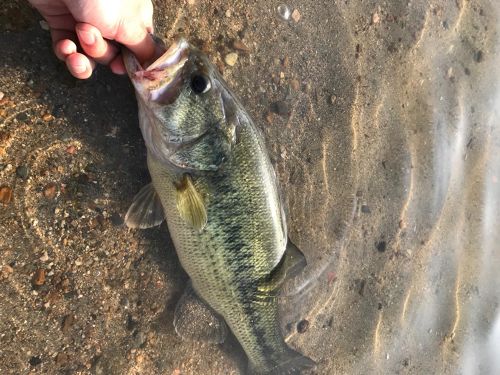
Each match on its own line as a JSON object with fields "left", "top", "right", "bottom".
{"left": 72, "top": 63, "right": 87, "bottom": 74}
{"left": 77, "top": 29, "right": 96, "bottom": 45}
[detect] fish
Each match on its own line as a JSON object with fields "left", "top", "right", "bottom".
{"left": 122, "top": 37, "right": 316, "bottom": 374}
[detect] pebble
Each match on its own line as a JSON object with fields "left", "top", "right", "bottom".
{"left": 297, "top": 319, "right": 310, "bottom": 333}
{"left": 62, "top": 314, "right": 75, "bottom": 333}
{"left": 290, "top": 79, "right": 300, "bottom": 91}
{"left": 265, "top": 112, "right": 274, "bottom": 125}
{"left": 1, "top": 265, "right": 14, "bottom": 278}
{"left": 291, "top": 9, "right": 301, "bottom": 23}
{"left": 29, "top": 356, "right": 42, "bottom": 366}
{"left": 40, "top": 251, "right": 49, "bottom": 262}
{"left": 376, "top": 241, "right": 387, "bottom": 252}
{"left": 0, "top": 92, "right": 4, "bottom": 101}
{"left": 110, "top": 212, "right": 124, "bottom": 226}
{"left": 133, "top": 331, "right": 147, "bottom": 348}
{"left": 0, "top": 186, "right": 13, "bottom": 205}
{"left": 66, "top": 145, "right": 76, "bottom": 154}
{"left": 224, "top": 52, "right": 238, "bottom": 66}
{"left": 32, "top": 268, "right": 46, "bottom": 286}
{"left": 55, "top": 352, "right": 69, "bottom": 365}
{"left": 43, "top": 183, "right": 57, "bottom": 199}
{"left": 232, "top": 40, "right": 250, "bottom": 53}
{"left": 187, "top": 0, "right": 196, "bottom": 5}
{"left": 474, "top": 50, "right": 483, "bottom": 63}
{"left": 277, "top": 4, "right": 291, "bottom": 21}
{"left": 16, "top": 165, "right": 29, "bottom": 179}
{"left": 372, "top": 12, "right": 380, "bottom": 24}
{"left": 42, "top": 113, "right": 54, "bottom": 122}
{"left": 16, "top": 112, "right": 28, "bottom": 122}
{"left": 271, "top": 101, "right": 290, "bottom": 117}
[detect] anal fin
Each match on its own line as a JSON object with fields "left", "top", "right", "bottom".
{"left": 125, "top": 183, "right": 164, "bottom": 229}
{"left": 174, "top": 282, "right": 227, "bottom": 344}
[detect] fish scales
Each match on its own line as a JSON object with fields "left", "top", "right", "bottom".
{"left": 148, "top": 118, "right": 286, "bottom": 368}
{"left": 124, "top": 38, "right": 315, "bottom": 373}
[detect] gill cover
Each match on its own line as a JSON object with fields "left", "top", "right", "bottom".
{"left": 123, "top": 38, "right": 239, "bottom": 172}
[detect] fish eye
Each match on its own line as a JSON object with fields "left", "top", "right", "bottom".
{"left": 190, "top": 74, "right": 211, "bottom": 94}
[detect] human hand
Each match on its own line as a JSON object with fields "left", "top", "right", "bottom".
{"left": 28, "top": 0, "right": 155, "bottom": 79}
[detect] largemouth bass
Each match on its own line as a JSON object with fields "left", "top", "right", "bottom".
{"left": 123, "top": 38, "right": 315, "bottom": 374}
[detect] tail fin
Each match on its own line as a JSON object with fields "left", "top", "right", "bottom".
{"left": 248, "top": 348, "right": 316, "bottom": 374}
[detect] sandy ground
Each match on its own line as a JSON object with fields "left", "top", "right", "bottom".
{"left": 1, "top": 0, "right": 500, "bottom": 374}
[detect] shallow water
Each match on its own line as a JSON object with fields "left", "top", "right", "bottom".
{"left": 0, "top": 0, "right": 499, "bottom": 374}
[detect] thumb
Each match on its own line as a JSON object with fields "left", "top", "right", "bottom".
{"left": 115, "top": 22, "right": 156, "bottom": 65}
{"left": 115, "top": 1, "right": 155, "bottom": 64}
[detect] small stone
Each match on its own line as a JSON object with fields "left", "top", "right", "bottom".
{"left": 66, "top": 145, "right": 76, "bottom": 154}
{"left": 39, "top": 252, "right": 49, "bottom": 262}
{"left": 0, "top": 130, "right": 11, "bottom": 144}
{"left": 265, "top": 112, "right": 274, "bottom": 125}
{"left": 473, "top": 50, "right": 483, "bottom": 63}
{"left": 282, "top": 55, "right": 290, "bottom": 67}
{"left": 0, "top": 186, "right": 13, "bottom": 205}
{"left": 16, "top": 165, "right": 29, "bottom": 179}
{"left": 277, "top": 4, "right": 291, "bottom": 21}
{"left": 297, "top": 319, "right": 310, "bottom": 333}
{"left": 224, "top": 52, "right": 238, "bottom": 66}
{"left": 225, "top": 9, "right": 231, "bottom": 17}
{"left": 330, "top": 95, "right": 337, "bottom": 105}
{"left": 55, "top": 352, "right": 69, "bottom": 365}
{"left": 291, "top": 9, "right": 301, "bottom": 22}
{"left": 110, "top": 212, "right": 124, "bottom": 226}
{"left": 39, "top": 20, "right": 49, "bottom": 30}
{"left": 29, "top": 356, "right": 42, "bottom": 366}
{"left": 372, "top": 12, "right": 380, "bottom": 24}
{"left": 16, "top": 112, "right": 28, "bottom": 122}
{"left": 187, "top": 0, "right": 196, "bottom": 5}
{"left": 0, "top": 92, "right": 4, "bottom": 101}
{"left": 290, "top": 79, "right": 300, "bottom": 91}
{"left": 32, "top": 268, "right": 46, "bottom": 286}
{"left": 62, "top": 314, "right": 75, "bottom": 333}
{"left": 133, "top": 331, "right": 147, "bottom": 348}
{"left": 361, "top": 205, "right": 371, "bottom": 213}
{"left": 1, "top": 265, "right": 14, "bottom": 278}
{"left": 42, "top": 113, "right": 54, "bottom": 122}
{"left": 376, "top": 241, "right": 387, "bottom": 252}
{"left": 43, "top": 183, "right": 57, "bottom": 199}
{"left": 271, "top": 101, "right": 290, "bottom": 117}
{"left": 232, "top": 40, "right": 250, "bottom": 53}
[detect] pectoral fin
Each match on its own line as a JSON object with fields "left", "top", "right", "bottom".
{"left": 174, "top": 282, "right": 228, "bottom": 344}
{"left": 256, "top": 240, "right": 307, "bottom": 301}
{"left": 125, "top": 183, "right": 164, "bottom": 229}
{"left": 175, "top": 174, "right": 207, "bottom": 231}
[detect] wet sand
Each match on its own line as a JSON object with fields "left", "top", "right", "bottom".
{"left": 1, "top": 0, "right": 500, "bottom": 374}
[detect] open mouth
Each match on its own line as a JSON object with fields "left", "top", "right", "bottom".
{"left": 124, "top": 38, "right": 190, "bottom": 103}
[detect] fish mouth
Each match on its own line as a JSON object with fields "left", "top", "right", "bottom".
{"left": 123, "top": 38, "right": 190, "bottom": 103}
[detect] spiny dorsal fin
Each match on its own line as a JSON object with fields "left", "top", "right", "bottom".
{"left": 125, "top": 183, "right": 164, "bottom": 229}
{"left": 175, "top": 174, "right": 207, "bottom": 231}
